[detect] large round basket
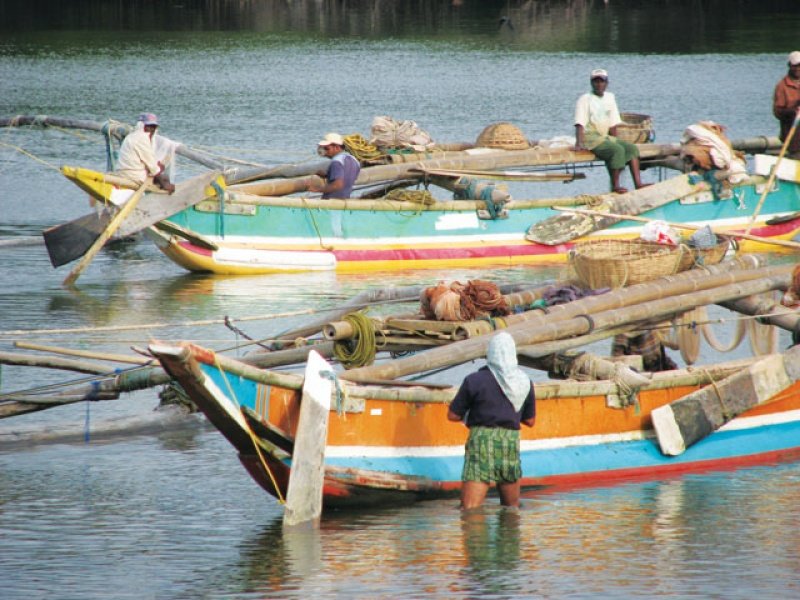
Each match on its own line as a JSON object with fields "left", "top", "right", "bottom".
{"left": 569, "top": 239, "right": 689, "bottom": 289}
{"left": 475, "top": 122, "right": 529, "bottom": 150}
{"left": 616, "top": 112, "right": 654, "bottom": 144}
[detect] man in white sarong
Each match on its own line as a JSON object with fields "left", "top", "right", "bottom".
{"left": 114, "top": 113, "right": 176, "bottom": 193}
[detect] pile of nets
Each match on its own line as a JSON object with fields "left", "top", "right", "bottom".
{"left": 420, "top": 280, "right": 510, "bottom": 321}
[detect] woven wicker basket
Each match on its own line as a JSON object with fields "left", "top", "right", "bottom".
{"left": 616, "top": 112, "right": 654, "bottom": 144}
{"left": 678, "top": 235, "right": 732, "bottom": 271}
{"left": 570, "top": 239, "right": 689, "bottom": 289}
{"left": 475, "top": 122, "right": 529, "bottom": 150}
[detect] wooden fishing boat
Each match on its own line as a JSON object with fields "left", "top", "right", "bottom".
{"left": 150, "top": 341, "right": 800, "bottom": 508}
{"left": 150, "top": 164, "right": 800, "bottom": 274}
{"left": 59, "top": 150, "right": 800, "bottom": 275}
{"left": 144, "top": 260, "right": 800, "bottom": 509}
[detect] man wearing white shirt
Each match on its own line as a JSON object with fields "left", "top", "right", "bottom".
{"left": 574, "top": 69, "right": 647, "bottom": 194}
{"left": 114, "top": 112, "right": 175, "bottom": 193}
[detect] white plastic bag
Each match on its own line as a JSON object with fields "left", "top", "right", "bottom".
{"left": 640, "top": 220, "right": 679, "bottom": 245}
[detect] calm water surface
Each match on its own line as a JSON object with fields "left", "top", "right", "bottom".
{"left": 2, "top": 2, "right": 800, "bottom": 598}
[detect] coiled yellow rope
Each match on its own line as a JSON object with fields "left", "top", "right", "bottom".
{"left": 344, "top": 134, "right": 383, "bottom": 162}
{"left": 333, "top": 311, "right": 378, "bottom": 369}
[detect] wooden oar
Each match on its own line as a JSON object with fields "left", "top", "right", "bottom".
{"left": 526, "top": 175, "right": 706, "bottom": 245}
{"left": 553, "top": 206, "right": 800, "bottom": 250}
{"left": 744, "top": 108, "right": 800, "bottom": 236}
{"left": 63, "top": 178, "right": 151, "bottom": 286}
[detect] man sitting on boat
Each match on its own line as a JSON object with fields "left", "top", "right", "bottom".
{"left": 113, "top": 112, "right": 176, "bottom": 193}
{"left": 447, "top": 332, "right": 536, "bottom": 509}
{"left": 308, "top": 132, "right": 360, "bottom": 198}
{"left": 773, "top": 51, "right": 800, "bottom": 159}
{"left": 574, "top": 69, "right": 648, "bottom": 194}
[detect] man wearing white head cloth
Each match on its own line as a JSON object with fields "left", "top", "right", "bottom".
{"left": 447, "top": 332, "right": 536, "bottom": 509}
{"left": 114, "top": 112, "right": 176, "bottom": 193}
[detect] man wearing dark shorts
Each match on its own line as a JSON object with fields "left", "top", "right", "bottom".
{"left": 447, "top": 332, "right": 536, "bottom": 509}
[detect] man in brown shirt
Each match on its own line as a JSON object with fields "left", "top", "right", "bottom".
{"left": 773, "top": 51, "right": 800, "bottom": 158}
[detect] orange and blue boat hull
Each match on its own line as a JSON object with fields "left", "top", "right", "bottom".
{"left": 152, "top": 343, "right": 800, "bottom": 508}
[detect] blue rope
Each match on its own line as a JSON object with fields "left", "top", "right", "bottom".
{"left": 480, "top": 185, "right": 499, "bottom": 219}
{"left": 319, "top": 369, "right": 344, "bottom": 416}
{"left": 212, "top": 181, "right": 226, "bottom": 238}
{"left": 101, "top": 121, "right": 118, "bottom": 171}
{"left": 688, "top": 170, "right": 725, "bottom": 200}
{"left": 453, "top": 177, "right": 500, "bottom": 219}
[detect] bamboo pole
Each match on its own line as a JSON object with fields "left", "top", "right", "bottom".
{"left": 0, "top": 351, "right": 114, "bottom": 375}
{"left": 233, "top": 147, "right": 598, "bottom": 196}
{"left": 720, "top": 297, "right": 800, "bottom": 333}
{"left": 224, "top": 190, "right": 591, "bottom": 211}
{"left": 0, "top": 115, "right": 224, "bottom": 170}
{"left": 155, "top": 341, "right": 766, "bottom": 406}
{"left": 342, "top": 269, "right": 792, "bottom": 382}
{"left": 227, "top": 136, "right": 783, "bottom": 197}
{"left": 63, "top": 178, "right": 151, "bottom": 286}
{"left": 14, "top": 342, "right": 153, "bottom": 365}
{"left": 388, "top": 258, "right": 766, "bottom": 342}
{"left": 745, "top": 109, "right": 800, "bottom": 236}
{"left": 555, "top": 206, "right": 800, "bottom": 251}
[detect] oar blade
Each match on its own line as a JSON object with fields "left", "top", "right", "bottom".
{"left": 44, "top": 171, "right": 222, "bottom": 267}
{"left": 43, "top": 212, "right": 112, "bottom": 267}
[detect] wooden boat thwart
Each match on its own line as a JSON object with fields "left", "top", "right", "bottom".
{"left": 150, "top": 342, "right": 800, "bottom": 508}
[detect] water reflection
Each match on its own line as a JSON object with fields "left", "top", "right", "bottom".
{"left": 460, "top": 508, "right": 528, "bottom": 597}
{"left": 1, "top": 0, "right": 799, "bottom": 53}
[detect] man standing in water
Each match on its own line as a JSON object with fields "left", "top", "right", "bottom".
{"left": 773, "top": 51, "right": 800, "bottom": 159}
{"left": 574, "top": 68, "right": 648, "bottom": 194}
{"left": 447, "top": 332, "right": 536, "bottom": 509}
{"left": 308, "top": 132, "right": 361, "bottom": 199}
{"left": 115, "top": 112, "right": 175, "bottom": 193}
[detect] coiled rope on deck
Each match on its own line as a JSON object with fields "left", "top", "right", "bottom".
{"left": 344, "top": 134, "right": 383, "bottom": 162}
{"left": 333, "top": 311, "right": 379, "bottom": 369}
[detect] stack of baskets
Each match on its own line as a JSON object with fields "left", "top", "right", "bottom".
{"left": 570, "top": 236, "right": 730, "bottom": 289}
{"left": 475, "top": 122, "right": 530, "bottom": 150}
{"left": 616, "top": 113, "right": 654, "bottom": 144}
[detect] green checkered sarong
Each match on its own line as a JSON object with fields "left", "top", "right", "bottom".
{"left": 462, "top": 426, "right": 521, "bottom": 483}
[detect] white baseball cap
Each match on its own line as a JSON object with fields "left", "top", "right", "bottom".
{"left": 789, "top": 51, "right": 800, "bottom": 66}
{"left": 590, "top": 68, "right": 609, "bottom": 80}
{"left": 318, "top": 132, "right": 344, "bottom": 146}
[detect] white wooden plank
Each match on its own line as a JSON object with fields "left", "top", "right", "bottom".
{"left": 283, "top": 350, "right": 333, "bottom": 528}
